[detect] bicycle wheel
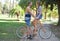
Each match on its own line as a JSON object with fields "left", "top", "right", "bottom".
{"left": 38, "top": 27, "right": 52, "bottom": 39}
{"left": 16, "top": 26, "right": 27, "bottom": 39}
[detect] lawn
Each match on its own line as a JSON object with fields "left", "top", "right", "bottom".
{"left": 0, "top": 22, "right": 25, "bottom": 41}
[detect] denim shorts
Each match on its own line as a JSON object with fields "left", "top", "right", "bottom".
{"left": 36, "top": 14, "right": 42, "bottom": 19}
{"left": 25, "top": 17, "right": 31, "bottom": 27}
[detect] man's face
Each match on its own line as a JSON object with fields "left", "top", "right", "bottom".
{"left": 30, "top": 2, "right": 32, "bottom": 6}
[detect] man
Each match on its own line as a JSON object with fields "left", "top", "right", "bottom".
{"left": 25, "top": 1, "right": 35, "bottom": 39}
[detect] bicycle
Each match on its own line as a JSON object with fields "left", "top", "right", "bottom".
{"left": 16, "top": 20, "right": 52, "bottom": 39}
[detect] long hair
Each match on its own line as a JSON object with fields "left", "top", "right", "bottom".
{"left": 36, "top": 1, "right": 41, "bottom": 7}
{"left": 36, "top": 1, "right": 41, "bottom": 14}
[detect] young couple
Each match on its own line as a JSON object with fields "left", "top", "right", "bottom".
{"left": 25, "top": 1, "right": 42, "bottom": 39}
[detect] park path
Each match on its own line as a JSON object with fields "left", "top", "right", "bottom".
{"left": 20, "top": 24, "right": 60, "bottom": 41}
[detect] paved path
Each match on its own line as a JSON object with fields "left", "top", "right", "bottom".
{"left": 20, "top": 24, "right": 60, "bottom": 41}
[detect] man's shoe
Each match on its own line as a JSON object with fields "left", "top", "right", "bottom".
{"left": 27, "top": 35, "right": 33, "bottom": 40}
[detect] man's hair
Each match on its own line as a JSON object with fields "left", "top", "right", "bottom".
{"left": 28, "top": 1, "right": 32, "bottom": 6}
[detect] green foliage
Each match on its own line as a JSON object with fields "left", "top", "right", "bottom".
{"left": 52, "top": 10, "right": 58, "bottom": 18}
{"left": 45, "top": 0, "right": 57, "bottom": 11}
{"left": 15, "top": 5, "right": 24, "bottom": 15}
{"left": 9, "top": 5, "right": 24, "bottom": 17}
{"left": 0, "top": 2, "right": 2, "bottom": 9}
{"left": 3, "top": 4, "right": 7, "bottom": 10}
{"left": 19, "top": 0, "right": 57, "bottom": 11}
{"left": 10, "top": 9, "right": 16, "bottom": 14}
{"left": 9, "top": 8, "right": 16, "bottom": 17}
{"left": 19, "top": 0, "right": 37, "bottom": 10}
{"left": 0, "top": 2, "right": 2, "bottom": 14}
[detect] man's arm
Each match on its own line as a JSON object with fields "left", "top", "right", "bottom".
{"left": 27, "top": 7, "right": 36, "bottom": 18}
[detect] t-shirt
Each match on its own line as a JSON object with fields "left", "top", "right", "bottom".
{"left": 37, "top": 6, "right": 42, "bottom": 14}
{"left": 36, "top": 6, "right": 42, "bottom": 19}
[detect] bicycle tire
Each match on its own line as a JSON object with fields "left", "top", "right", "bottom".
{"left": 16, "top": 26, "right": 27, "bottom": 39}
{"left": 38, "top": 27, "right": 52, "bottom": 39}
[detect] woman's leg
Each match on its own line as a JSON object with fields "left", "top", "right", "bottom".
{"left": 32, "top": 19, "right": 38, "bottom": 35}
{"left": 39, "top": 20, "right": 46, "bottom": 33}
{"left": 39, "top": 20, "right": 43, "bottom": 28}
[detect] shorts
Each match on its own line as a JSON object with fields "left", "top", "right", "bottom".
{"left": 36, "top": 14, "right": 42, "bottom": 19}
{"left": 25, "top": 17, "right": 31, "bottom": 27}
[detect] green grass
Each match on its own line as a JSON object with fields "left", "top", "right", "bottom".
{"left": 0, "top": 22, "right": 25, "bottom": 41}
{"left": 0, "top": 19, "right": 18, "bottom": 21}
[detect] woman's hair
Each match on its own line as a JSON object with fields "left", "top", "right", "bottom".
{"left": 36, "top": 1, "right": 40, "bottom": 6}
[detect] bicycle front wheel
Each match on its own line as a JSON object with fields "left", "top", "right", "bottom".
{"left": 38, "top": 27, "right": 52, "bottom": 39}
{"left": 16, "top": 26, "right": 27, "bottom": 39}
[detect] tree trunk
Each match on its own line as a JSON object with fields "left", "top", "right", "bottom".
{"left": 57, "top": 0, "right": 60, "bottom": 26}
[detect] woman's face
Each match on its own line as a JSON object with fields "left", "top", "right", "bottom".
{"left": 36, "top": 2, "right": 38, "bottom": 7}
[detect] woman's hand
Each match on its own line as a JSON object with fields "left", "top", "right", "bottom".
{"left": 32, "top": 19, "right": 38, "bottom": 25}
{"left": 35, "top": 17, "right": 39, "bottom": 20}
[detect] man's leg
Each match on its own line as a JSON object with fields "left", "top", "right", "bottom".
{"left": 25, "top": 20, "right": 31, "bottom": 35}
{"left": 26, "top": 24, "right": 33, "bottom": 39}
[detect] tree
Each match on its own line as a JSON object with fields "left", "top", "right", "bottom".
{"left": 9, "top": 5, "right": 24, "bottom": 17}
{"left": 19, "top": 0, "right": 37, "bottom": 10}
{"left": 3, "top": 4, "right": 8, "bottom": 14}
{"left": 19, "top": 0, "right": 60, "bottom": 26}
{"left": 44, "top": 0, "right": 60, "bottom": 26}
{"left": 57, "top": 0, "right": 60, "bottom": 26}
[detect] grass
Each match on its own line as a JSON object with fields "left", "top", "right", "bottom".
{"left": 0, "top": 19, "right": 18, "bottom": 21}
{"left": 0, "top": 22, "right": 25, "bottom": 41}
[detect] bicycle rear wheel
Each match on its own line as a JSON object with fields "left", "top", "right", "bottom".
{"left": 16, "top": 26, "right": 27, "bottom": 39}
{"left": 38, "top": 27, "right": 52, "bottom": 39}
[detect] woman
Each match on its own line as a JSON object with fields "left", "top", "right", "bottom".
{"left": 32, "top": 1, "right": 43, "bottom": 36}
{"left": 25, "top": 1, "right": 35, "bottom": 39}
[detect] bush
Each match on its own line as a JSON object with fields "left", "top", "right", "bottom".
{"left": 9, "top": 5, "right": 24, "bottom": 17}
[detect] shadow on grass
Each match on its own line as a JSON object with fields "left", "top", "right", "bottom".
{"left": 0, "top": 22, "right": 25, "bottom": 41}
